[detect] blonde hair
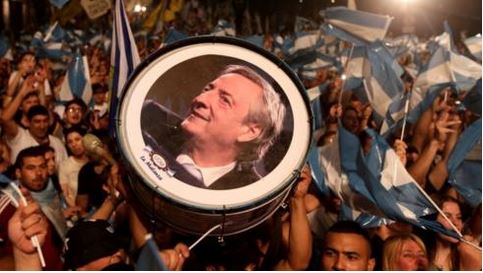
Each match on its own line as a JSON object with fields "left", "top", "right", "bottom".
{"left": 382, "top": 233, "right": 427, "bottom": 271}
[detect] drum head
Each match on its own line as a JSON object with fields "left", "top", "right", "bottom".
{"left": 117, "top": 36, "right": 312, "bottom": 235}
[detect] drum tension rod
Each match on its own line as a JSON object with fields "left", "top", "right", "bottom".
{"left": 217, "top": 206, "right": 227, "bottom": 246}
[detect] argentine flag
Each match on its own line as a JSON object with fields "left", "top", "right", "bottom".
{"left": 59, "top": 54, "right": 92, "bottom": 104}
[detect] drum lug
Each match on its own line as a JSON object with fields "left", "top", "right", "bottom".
{"left": 217, "top": 235, "right": 225, "bottom": 246}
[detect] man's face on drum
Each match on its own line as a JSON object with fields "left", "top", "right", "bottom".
{"left": 181, "top": 73, "right": 263, "bottom": 148}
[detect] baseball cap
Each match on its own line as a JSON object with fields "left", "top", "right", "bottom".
{"left": 63, "top": 219, "right": 121, "bottom": 270}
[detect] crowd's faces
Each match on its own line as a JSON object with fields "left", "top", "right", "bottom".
{"left": 18, "top": 54, "right": 36, "bottom": 76}
{"left": 437, "top": 201, "right": 463, "bottom": 244}
{"left": 341, "top": 109, "right": 360, "bottom": 134}
{"left": 181, "top": 73, "right": 263, "bottom": 150}
{"left": 395, "top": 239, "right": 428, "bottom": 270}
{"left": 65, "top": 104, "right": 85, "bottom": 125}
{"left": 321, "top": 232, "right": 375, "bottom": 271}
{"left": 28, "top": 114, "right": 49, "bottom": 139}
{"left": 16, "top": 156, "right": 49, "bottom": 192}
{"left": 44, "top": 150, "right": 56, "bottom": 176}
{"left": 20, "top": 93, "right": 40, "bottom": 114}
{"left": 66, "top": 132, "right": 86, "bottom": 157}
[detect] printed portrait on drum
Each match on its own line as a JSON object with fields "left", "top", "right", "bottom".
{"left": 140, "top": 56, "right": 294, "bottom": 190}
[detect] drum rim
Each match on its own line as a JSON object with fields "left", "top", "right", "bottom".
{"left": 116, "top": 36, "right": 313, "bottom": 211}
{"left": 127, "top": 170, "right": 294, "bottom": 236}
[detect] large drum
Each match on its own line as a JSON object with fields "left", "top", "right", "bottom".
{"left": 116, "top": 36, "right": 312, "bottom": 236}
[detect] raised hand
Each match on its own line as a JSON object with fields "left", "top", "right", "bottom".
{"left": 159, "top": 243, "right": 190, "bottom": 270}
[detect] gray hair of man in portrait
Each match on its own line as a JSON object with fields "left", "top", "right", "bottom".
{"left": 220, "top": 64, "right": 286, "bottom": 163}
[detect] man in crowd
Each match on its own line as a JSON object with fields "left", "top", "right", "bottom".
{"left": 319, "top": 220, "right": 375, "bottom": 271}
{"left": 142, "top": 64, "right": 286, "bottom": 190}
{"left": 2, "top": 104, "right": 67, "bottom": 167}
{"left": 14, "top": 146, "right": 67, "bottom": 240}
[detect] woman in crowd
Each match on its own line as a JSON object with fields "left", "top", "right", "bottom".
{"left": 382, "top": 233, "right": 429, "bottom": 270}
{"left": 428, "top": 195, "right": 481, "bottom": 270}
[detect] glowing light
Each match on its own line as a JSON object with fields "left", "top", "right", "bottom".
{"left": 341, "top": 74, "right": 347, "bottom": 80}
{"left": 134, "top": 4, "right": 146, "bottom": 13}
{"left": 331, "top": 0, "right": 335, "bottom": 3}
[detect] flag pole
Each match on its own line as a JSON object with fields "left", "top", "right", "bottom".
{"left": 399, "top": 81, "right": 413, "bottom": 141}
{"left": 338, "top": 43, "right": 355, "bottom": 105}
{"left": 399, "top": 95, "right": 411, "bottom": 141}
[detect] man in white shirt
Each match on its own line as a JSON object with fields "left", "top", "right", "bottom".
{"left": 2, "top": 104, "right": 67, "bottom": 167}
{"left": 142, "top": 64, "right": 286, "bottom": 190}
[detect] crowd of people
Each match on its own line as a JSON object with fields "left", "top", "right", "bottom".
{"left": 0, "top": 0, "right": 481, "bottom": 271}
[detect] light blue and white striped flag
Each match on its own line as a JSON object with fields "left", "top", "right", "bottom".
{"left": 411, "top": 44, "right": 481, "bottom": 111}
{"left": 447, "top": 118, "right": 482, "bottom": 207}
{"left": 362, "top": 42, "right": 404, "bottom": 119}
{"left": 59, "top": 54, "right": 92, "bottom": 104}
{"left": 339, "top": 203, "right": 392, "bottom": 228}
{"left": 289, "top": 31, "right": 324, "bottom": 56}
{"left": 316, "top": 125, "right": 389, "bottom": 228}
{"left": 322, "top": 6, "right": 392, "bottom": 45}
{"left": 110, "top": 0, "right": 141, "bottom": 133}
{"left": 353, "top": 127, "right": 459, "bottom": 238}
{"left": 319, "top": 127, "right": 386, "bottom": 218}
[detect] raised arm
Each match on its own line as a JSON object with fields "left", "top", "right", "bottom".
{"left": 1, "top": 76, "right": 36, "bottom": 139}
{"left": 275, "top": 165, "right": 312, "bottom": 270}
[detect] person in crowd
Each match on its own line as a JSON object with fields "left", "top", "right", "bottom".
{"left": 408, "top": 89, "right": 461, "bottom": 189}
{"left": 2, "top": 104, "right": 67, "bottom": 166}
{"left": 0, "top": 171, "right": 64, "bottom": 270}
{"left": 382, "top": 233, "right": 429, "bottom": 270}
{"left": 62, "top": 219, "right": 133, "bottom": 270}
{"left": 14, "top": 146, "right": 67, "bottom": 240}
{"left": 76, "top": 155, "right": 111, "bottom": 217}
{"left": 142, "top": 64, "right": 286, "bottom": 190}
{"left": 319, "top": 220, "right": 375, "bottom": 271}
{"left": 4, "top": 52, "right": 36, "bottom": 99}
{"left": 90, "top": 83, "right": 109, "bottom": 115}
{"left": 427, "top": 195, "right": 481, "bottom": 270}
{"left": 61, "top": 98, "right": 89, "bottom": 132}
{"left": 340, "top": 106, "right": 361, "bottom": 134}
{"left": 41, "top": 145, "right": 60, "bottom": 192}
{"left": 63, "top": 218, "right": 189, "bottom": 270}
{"left": 58, "top": 126, "right": 89, "bottom": 208}
{"left": 2, "top": 76, "right": 42, "bottom": 130}
{"left": 370, "top": 221, "right": 414, "bottom": 270}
